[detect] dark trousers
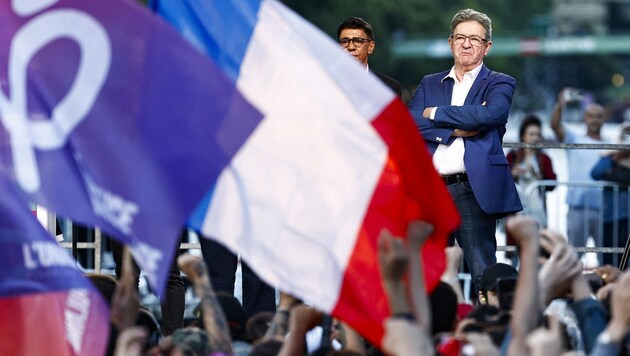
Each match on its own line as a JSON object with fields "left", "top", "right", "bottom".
{"left": 200, "top": 238, "right": 276, "bottom": 319}
{"left": 446, "top": 181, "right": 497, "bottom": 293}
{"left": 110, "top": 232, "right": 185, "bottom": 336}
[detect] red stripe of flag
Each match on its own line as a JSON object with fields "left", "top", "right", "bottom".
{"left": 332, "top": 99, "right": 460, "bottom": 347}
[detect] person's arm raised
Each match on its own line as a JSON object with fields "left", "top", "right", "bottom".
{"left": 277, "top": 305, "right": 322, "bottom": 356}
{"left": 177, "top": 254, "right": 232, "bottom": 354}
{"left": 604, "top": 273, "right": 630, "bottom": 343}
{"left": 550, "top": 89, "right": 568, "bottom": 142}
{"left": 263, "top": 291, "right": 301, "bottom": 342}
{"left": 378, "top": 229, "right": 411, "bottom": 316}
{"left": 406, "top": 221, "right": 434, "bottom": 333}
{"left": 110, "top": 246, "right": 139, "bottom": 332}
{"left": 506, "top": 215, "right": 542, "bottom": 356}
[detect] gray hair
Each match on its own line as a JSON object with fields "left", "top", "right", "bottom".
{"left": 450, "top": 9, "right": 492, "bottom": 40}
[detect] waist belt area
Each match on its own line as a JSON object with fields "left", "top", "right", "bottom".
{"left": 441, "top": 173, "right": 468, "bottom": 185}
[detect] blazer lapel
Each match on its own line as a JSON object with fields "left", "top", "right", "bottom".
{"left": 464, "top": 64, "right": 490, "bottom": 105}
{"left": 442, "top": 77, "right": 454, "bottom": 105}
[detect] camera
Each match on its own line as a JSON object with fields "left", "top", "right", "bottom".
{"left": 563, "top": 88, "right": 583, "bottom": 103}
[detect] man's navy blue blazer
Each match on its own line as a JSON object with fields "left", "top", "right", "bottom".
{"left": 408, "top": 64, "right": 522, "bottom": 216}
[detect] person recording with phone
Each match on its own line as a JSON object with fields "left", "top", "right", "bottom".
{"left": 550, "top": 87, "right": 608, "bottom": 254}
{"left": 507, "top": 114, "right": 557, "bottom": 226}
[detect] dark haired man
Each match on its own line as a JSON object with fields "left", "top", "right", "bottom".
{"left": 337, "top": 17, "right": 402, "bottom": 98}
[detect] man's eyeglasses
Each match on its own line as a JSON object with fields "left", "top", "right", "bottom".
{"left": 451, "top": 34, "right": 488, "bottom": 47}
{"left": 339, "top": 37, "right": 371, "bottom": 48}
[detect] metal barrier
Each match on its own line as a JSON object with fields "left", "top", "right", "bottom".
{"left": 46, "top": 141, "right": 628, "bottom": 276}
{"left": 519, "top": 180, "right": 629, "bottom": 260}
{"left": 47, "top": 215, "right": 202, "bottom": 274}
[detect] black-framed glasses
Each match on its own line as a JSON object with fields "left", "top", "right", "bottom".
{"left": 339, "top": 37, "right": 371, "bottom": 48}
{"left": 450, "top": 34, "right": 488, "bottom": 47}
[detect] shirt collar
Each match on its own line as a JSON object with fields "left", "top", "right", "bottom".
{"left": 441, "top": 63, "right": 484, "bottom": 83}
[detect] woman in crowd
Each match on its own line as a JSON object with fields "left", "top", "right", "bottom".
{"left": 507, "top": 114, "right": 557, "bottom": 225}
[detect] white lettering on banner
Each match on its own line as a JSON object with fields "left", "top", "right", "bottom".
{"left": 0, "top": 5, "right": 111, "bottom": 193}
{"left": 85, "top": 176, "right": 139, "bottom": 235}
{"left": 22, "top": 241, "right": 76, "bottom": 269}
{"left": 12, "top": 0, "right": 60, "bottom": 16}
{"left": 65, "top": 289, "right": 90, "bottom": 354}
{"left": 131, "top": 242, "right": 163, "bottom": 288}
{"left": 22, "top": 243, "right": 38, "bottom": 269}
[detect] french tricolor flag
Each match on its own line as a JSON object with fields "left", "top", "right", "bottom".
{"left": 155, "top": 0, "right": 460, "bottom": 346}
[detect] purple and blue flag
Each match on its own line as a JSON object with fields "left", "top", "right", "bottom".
{"left": 0, "top": 0, "right": 261, "bottom": 296}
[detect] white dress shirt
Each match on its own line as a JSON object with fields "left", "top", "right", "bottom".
{"left": 431, "top": 63, "right": 483, "bottom": 175}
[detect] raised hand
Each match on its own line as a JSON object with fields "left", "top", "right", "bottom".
{"left": 111, "top": 246, "right": 139, "bottom": 331}
{"left": 114, "top": 326, "right": 148, "bottom": 356}
{"left": 406, "top": 221, "right": 434, "bottom": 251}
{"left": 539, "top": 242, "right": 582, "bottom": 305}
{"left": 505, "top": 215, "right": 540, "bottom": 247}
{"left": 378, "top": 229, "right": 409, "bottom": 282}
{"left": 601, "top": 273, "right": 630, "bottom": 345}
{"left": 525, "top": 316, "right": 564, "bottom": 356}
{"left": 177, "top": 254, "right": 232, "bottom": 354}
{"left": 595, "top": 265, "right": 622, "bottom": 285}
{"left": 177, "top": 253, "right": 207, "bottom": 283}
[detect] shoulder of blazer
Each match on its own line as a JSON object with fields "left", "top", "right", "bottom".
{"left": 481, "top": 66, "right": 516, "bottom": 83}
{"left": 423, "top": 70, "right": 451, "bottom": 82}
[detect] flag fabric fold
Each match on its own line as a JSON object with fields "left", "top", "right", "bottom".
{"left": 155, "top": 0, "right": 460, "bottom": 346}
{"left": 0, "top": 0, "right": 262, "bottom": 295}
{"left": 0, "top": 180, "right": 108, "bottom": 356}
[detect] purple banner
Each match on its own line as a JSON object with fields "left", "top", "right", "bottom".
{"left": 0, "top": 0, "right": 262, "bottom": 294}
{"left": 0, "top": 180, "right": 108, "bottom": 356}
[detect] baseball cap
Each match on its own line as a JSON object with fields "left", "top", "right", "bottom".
{"left": 479, "top": 263, "right": 518, "bottom": 292}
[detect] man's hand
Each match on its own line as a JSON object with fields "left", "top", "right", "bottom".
{"left": 525, "top": 316, "right": 564, "bottom": 356}
{"left": 114, "top": 326, "right": 148, "bottom": 356}
{"left": 177, "top": 254, "right": 207, "bottom": 283}
{"left": 111, "top": 246, "right": 139, "bottom": 331}
{"left": 604, "top": 273, "right": 630, "bottom": 343}
{"left": 289, "top": 305, "right": 323, "bottom": 334}
{"left": 539, "top": 243, "right": 582, "bottom": 304}
{"left": 452, "top": 129, "right": 480, "bottom": 137}
{"left": 378, "top": 229, "right": 409, "bottom": 282}
{"left": 595, "top": 265, "right": 622, "bottom": 285}
{"left": 505, "top": 215, "right": 539, "bottom": 247}
{"left": 422, "top": 107, "right": 434, "bottom": 118}
{"left": 278, "top": 291, "right": 301, "bottom": 311}
{"left": 406, "top": 221, "right": 434, "bottom": 251}
{"left": 539, "top": 229, "right": 567, "bottom": 262}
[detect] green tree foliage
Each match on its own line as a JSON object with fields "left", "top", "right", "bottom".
{"left": 282, "top": 0, "right": 551, "bottom": 102}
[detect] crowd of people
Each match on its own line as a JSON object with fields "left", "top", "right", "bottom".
{"left": 100, "top": 215, "right": 630, "bottom": 356}
{"left": 79, "top": 7, "right": 630, "bottom": 356}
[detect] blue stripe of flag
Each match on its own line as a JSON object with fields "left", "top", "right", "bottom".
{"left": 151, "top": 0, "right": 261, "bottom": 83}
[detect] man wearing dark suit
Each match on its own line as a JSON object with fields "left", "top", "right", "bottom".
{"left": 337, "top": 17, "right": 403, "bottom": 98}
{"left": 408, "top": 9, "right": 522, "bottom": 292}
